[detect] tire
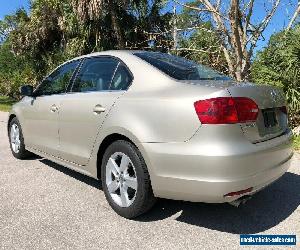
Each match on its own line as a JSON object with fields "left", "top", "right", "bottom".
{"left": 101, "top": 140, "right": 156, "bottom": 218}
{"left": 8, "top": 117, "right": 31, "bottom": 159}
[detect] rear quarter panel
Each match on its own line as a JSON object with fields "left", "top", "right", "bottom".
{"left": 97, "top": 78, "right": 231, "bottom": 144}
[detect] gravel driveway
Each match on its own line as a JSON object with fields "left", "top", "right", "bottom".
{"left": 0, "top": 111, "right": 299, "bottom": 249}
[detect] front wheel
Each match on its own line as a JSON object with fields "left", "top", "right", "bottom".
{"left": 8, "top": 117, "right": 31, "bottom": 159}
{"left": 101, "top": 140, "right": 156, "bottom": 218}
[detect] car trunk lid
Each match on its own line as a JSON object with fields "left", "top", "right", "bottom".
{"left": 226, "top": 83, "right": 288, "bottom": 143}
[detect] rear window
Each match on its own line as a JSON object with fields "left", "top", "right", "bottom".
{"left": 134, "top": 52, "right": 231, "bottom": 81}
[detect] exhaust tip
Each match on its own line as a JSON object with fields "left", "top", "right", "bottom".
{"left": 228, "top": 195, "right": 252, "bottom": 207}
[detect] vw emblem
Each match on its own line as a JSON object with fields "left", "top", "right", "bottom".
{"left": 270, "top": 89, "right": 277, "bottom": 100}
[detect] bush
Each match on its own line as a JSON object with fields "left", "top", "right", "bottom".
{"left": 252, "top": 26, "right": 300, "bottom": 128}
{"left": 0, "top": 41, "right": 36, "bottom": 98}
{"left": 0, "top": 96, "right": 16, "bottom": 112}
{"left": 293, "top": 136, "right": 300, "bottom": 151}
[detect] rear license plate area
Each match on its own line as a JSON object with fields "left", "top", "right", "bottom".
{"left": 262, "top": 108, "right": 278, "bottom": 128}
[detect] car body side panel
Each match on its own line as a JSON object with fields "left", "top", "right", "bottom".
{"left": 92, "top": 74, "right": 231, "bottom": 143}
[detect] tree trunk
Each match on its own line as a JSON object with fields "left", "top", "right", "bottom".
{"left": 108, "top": 0, "right": 125, "bottom": 49}
{"left": 287, "top": 2, "right": 300, "bottom": 30}
{"left": 241, "top": 57, "right": 251, "bottom": 81}
{"left": 229, "top": 0, "right": 244, "bottom": 82}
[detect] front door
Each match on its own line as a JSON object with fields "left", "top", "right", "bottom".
{"left": 23, "top": 60, "right": 80, "bottom": 156}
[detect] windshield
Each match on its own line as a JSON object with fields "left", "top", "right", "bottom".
{"left": 134, "top": 52, "right": 231, "bottom": 81}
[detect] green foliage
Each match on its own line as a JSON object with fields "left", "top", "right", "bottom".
{"left": 0, "top": 96, "right": 16, "bottom": 112}
{"left": 175, "top": 2, "right": 227, "bottom": 74}
{"left": 252, "top": 26, "right": 300, "bottom": 127}
{"left": 178, "top": 22, "right": 227, "bottom": 74}
{"left": 293, "top": 136, "right": 300, "bottom": 151}
{"left": 0, "top": 0, "right": 171, "bottom": 99}
{"left": 0, "top": 41, "right": 36, "bottom": 98}
{"left": 0, "top": 8, "right": 28, "bottom": 43}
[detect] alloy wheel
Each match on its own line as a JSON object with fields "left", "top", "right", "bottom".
{"left": 10, "top": 124, "right": 20, "bottom": 154}
{"left": 105, "top": 152, "right": 138, "bottom": 208}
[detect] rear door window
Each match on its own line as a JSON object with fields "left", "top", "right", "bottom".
{"left": 110, "top": 63, "right": 133, "bottom": 90}
{"left": 72, "top": 57, "right": 119, "bottom": 93}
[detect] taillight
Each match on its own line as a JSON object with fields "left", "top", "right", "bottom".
{"left": 234, "top": 97, "right": 259, "bottom": 122}
{"left": 194, "top": 97, "right": 258, "bottom": 124}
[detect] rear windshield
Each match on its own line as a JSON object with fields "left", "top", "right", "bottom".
{"left": 134, "top": 52, "right": 231, "bottom": 81}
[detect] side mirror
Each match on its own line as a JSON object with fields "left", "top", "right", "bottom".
{"left": 20, "top": 85, "right": 33, "bottom": 97}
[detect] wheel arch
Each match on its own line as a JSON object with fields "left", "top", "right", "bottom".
{"left": 96, "top": 133, "right": 137, "bottom": 179}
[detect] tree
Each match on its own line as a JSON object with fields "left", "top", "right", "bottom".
{"left": 178, "top": 21, "right": 228, "bottom": 73}
{"left": 287, "top": 1, "right": 300, "bottom": 30}
{"left": 174, "top": 0, "right": 300, "bottom": 81}
{"left": 251, "top": 26, "right": 300, "bottom": 127}
{"left": 173, "top": 3, "right": 227, "bottom": 73}
{"left": 0, "top": 0, "right": 172, "bottom": 94}
{"left": 125, "top": 0, "right": 172, "bottom": 50}
{"left": 0, "top": 41, "right": 35, "bottom": 98}
{"left": 0, "top": 8, "right": 28, "bottom": 43}
{"left": 71, "top": 0, "right": 172, "bottom": 50}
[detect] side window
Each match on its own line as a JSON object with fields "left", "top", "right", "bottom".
{"left": 110, "top": 63, "right": 133, "bottom": 90}
{"left": 35, "top": 60, "right": 79, "bottom": 96}
{"left": 72, "top": 57, "right": 118, "bottom": 93}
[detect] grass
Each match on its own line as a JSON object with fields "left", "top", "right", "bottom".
{"left": 293, "top": 136, "right": 300, "bottom": 151}
{"left": 0, "top": 96, "right": 16, "bottom": 112}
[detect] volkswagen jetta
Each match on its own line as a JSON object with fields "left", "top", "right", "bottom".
{"left": 8, "top": 51, "right": 293, "bottom": 218}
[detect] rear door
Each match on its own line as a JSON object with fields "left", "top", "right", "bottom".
{"left": 22, "top": 60, "right": 80, "bottom": 156}
{"left": 58, "top": 56, "right": 133, "bottom": 166}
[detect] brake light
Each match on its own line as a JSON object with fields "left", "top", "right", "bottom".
{"left": 194, "top": 97, "right": 258, "bottom": 124}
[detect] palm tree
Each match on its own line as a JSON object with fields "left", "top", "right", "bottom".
{"left": 72, "top": 0, "right": 128, "bottom": 48}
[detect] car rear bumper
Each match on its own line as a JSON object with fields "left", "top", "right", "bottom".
{"left": 140, "top": 128, "right": 293, "bottom": 203}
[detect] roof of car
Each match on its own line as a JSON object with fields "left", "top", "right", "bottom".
{"left": 70, "top": 50, "right": 144, "bottom": 61}
{"left": 63, "top": 50, "right": 166, "bottom": 67}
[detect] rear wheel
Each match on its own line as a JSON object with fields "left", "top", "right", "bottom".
{"left": 101, "top": 140, "right": 156, "bottom": 218}
{"left": 9, "top": 117, "right": 31, "bottom": 159}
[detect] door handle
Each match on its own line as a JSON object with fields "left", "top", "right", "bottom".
{"left": 50, "top": 104, "right": 58, "bottom": 112}
{"left": 93, "top": 104, "right": 106, "bottom": 114}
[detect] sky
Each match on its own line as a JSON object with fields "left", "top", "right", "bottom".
{"left": 0, "top": 0, "right": 298, "bottom": 51}
{"left": 0, "top": 0, "right": 30, "bottom": 20}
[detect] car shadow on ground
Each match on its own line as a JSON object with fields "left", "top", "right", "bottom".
{"left": 40, "top": 158, "right": 300, "bottom": 234}
{"left": 40, "top": 159, "right": 101, "bottom": 189}
{"left": 138, "top": 172, "right": 300, "bottom": 234}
